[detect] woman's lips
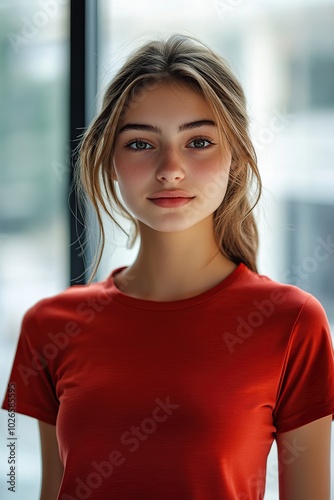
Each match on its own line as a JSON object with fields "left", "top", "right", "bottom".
{"left": 149, "top": 197, "right": 195, "bottom": 208}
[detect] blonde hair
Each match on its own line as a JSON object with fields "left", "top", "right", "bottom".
{"left": 76, "top": 33, "right": 262, "bottom": 283}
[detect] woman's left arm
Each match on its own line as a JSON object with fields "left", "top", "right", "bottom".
{"left": 276, "top": 415, "right": 332, "bottom": 500}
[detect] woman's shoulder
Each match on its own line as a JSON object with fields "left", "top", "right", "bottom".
{"left": 23, "top": 277, "right": 112, "bottom": 323}
{"left": 239, "top": 263, "right": 328, "bottom": 320}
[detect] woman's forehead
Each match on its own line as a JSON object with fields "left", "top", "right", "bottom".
{"left": 120, "top": 81, "right": 215, "bottom": 123}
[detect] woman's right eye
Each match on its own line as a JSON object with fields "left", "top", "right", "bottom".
{"left": 125, "top": 140, "right": 154, "bottom": 151}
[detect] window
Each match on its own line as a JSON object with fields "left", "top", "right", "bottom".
{"left": 0, "top": 1, "right": 69, "bottom": 497}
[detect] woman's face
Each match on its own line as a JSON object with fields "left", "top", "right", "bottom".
{"left": 113, "top": 81, "right": 232, "bottom": 233}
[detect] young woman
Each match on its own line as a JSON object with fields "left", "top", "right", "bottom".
{"left": 2, "top": 34, "right": 334, "bottom": 500}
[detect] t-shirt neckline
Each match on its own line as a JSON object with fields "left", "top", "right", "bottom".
{"left": 105, "top": 262, "right": 247, "bottom": 310}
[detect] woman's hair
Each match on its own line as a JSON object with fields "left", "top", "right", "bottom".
{"left": 76, "top": 33, "right": 262, "bottom": 283}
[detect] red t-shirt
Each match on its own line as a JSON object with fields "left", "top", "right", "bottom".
{"left": 2, "top": 262, "right": 334, "bottom": 499}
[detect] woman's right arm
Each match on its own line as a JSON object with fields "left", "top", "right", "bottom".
{"left": 38, "top": 420, "right": 64, "bottom": 500}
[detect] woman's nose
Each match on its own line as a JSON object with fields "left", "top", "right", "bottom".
{"left": 155, "top": 147, "right": 186, "bottom": 182}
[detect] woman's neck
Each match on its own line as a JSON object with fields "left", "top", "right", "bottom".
{"left": 113, "top": 221, "right": 237, "bottom": 301}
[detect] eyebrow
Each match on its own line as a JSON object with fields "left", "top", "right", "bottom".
{"left": 118, "top": 119, "right": 216, "bottom": 134}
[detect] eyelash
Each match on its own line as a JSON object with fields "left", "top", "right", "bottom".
{"left": 123, "top": 137, "right": 217, "bottom": 151}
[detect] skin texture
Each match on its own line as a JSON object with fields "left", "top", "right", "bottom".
{"left": 113, "top": 82, "right": 231, "bottom": 235}
{"left": 276, "top": 415, "right": 332, "bottom": 500}
{"left": 113, "top": 81, "right": 237, "bottom": 301}
{"left": 38, "top": 421, "right": 63, "bottom": 500}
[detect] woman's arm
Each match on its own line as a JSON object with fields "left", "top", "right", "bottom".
{"left": 276, "top": 414, "right": 332, "bottom": 500}
{"left": 38, "top": 420, "right": 64, "bottom": 500}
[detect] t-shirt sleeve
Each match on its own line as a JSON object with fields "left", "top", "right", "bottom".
{"left": 273, "top": 294, "right": 334, "bottom": 434}
{"left": 1, "top": 303, "right": 59, "bottom": 425}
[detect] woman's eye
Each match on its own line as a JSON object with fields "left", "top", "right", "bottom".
{"left": 187, "top": 138, "right": 214, "bottom": 149}
{"left": 126, "top": 140, "right": 153, "bottom": 151}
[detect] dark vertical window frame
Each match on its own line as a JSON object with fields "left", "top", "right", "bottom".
{"left": 69, "top": 0, "right": 98, "bottom": 285}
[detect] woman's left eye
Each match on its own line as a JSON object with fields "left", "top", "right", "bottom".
{"left": 125, "top": 140, "right": 154, "bottom": 151}
{"left": 187, "top": 138, "right": 215, "bottom": 149}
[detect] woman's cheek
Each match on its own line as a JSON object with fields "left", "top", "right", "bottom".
{"left": 116, "top": 164, "right": 153, "bottom": 201}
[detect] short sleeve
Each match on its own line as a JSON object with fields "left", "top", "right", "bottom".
{"left": 1, "top": 304, "right": 59, "bottom": 425}
{"left": 273, "top": 294, "right": 334, "bottom": 433}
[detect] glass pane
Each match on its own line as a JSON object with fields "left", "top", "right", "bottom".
{"left": 98, "top": 1, "right": 334, "bottom": 498}
{"left": 0, "top": 1, "right": 69, "bottom": 498}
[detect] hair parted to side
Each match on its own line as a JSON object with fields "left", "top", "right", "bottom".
{"left": 76, "top": 33, "right": 262, "bottom": 284}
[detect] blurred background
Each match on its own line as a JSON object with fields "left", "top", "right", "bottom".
{"left": 0, "top": 0, "right": 333, "bottom": 498}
